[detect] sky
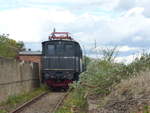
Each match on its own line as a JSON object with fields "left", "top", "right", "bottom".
{"left": 0, "top": 0, "right": 150, "bottom": 63}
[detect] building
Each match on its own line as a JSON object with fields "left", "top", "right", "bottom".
{"left": 18, "top": 51, "right": 42, "bottom": 64}
{"left": 18, "top": 51, "right": 42, "bottom": 83}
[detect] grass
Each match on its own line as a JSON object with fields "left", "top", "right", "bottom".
{"left": 142, "top": 106, "right": 150, "bottom": 113}
{"left": 0, "top": 110, "right": 7, "bottom": 113}
{"left": 0, "top": 86, "right": 47, "bottom": 113}
{"left": 55, "top": 85, "right": 88, "bottom": 113}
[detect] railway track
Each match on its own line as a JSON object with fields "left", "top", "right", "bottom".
{"left": 9, "top": 90, "right": 70, "bottom": 113}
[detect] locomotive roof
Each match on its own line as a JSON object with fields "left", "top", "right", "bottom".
{"left": 42, "top": 39, "right": 79, "bottom": 45}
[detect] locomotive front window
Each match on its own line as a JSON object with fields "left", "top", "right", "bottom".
{"left": 65, "top": 45, "right": 74, "bottom": 56}
{"left": 56, "top": 45, "right": 64, "bottom": 55}
{"left": 47, "top": 45, "right": 55, "bottom": 55}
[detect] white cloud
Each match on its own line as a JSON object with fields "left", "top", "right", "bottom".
{"left": 115, "top": 55, "right": 136, "bottom": 64}
{"left": 133, "top": 36, "right": 143, "bottom": 42}
{"left": 1, "top": 6, "right": 150, "bottom": 47}
{"left": 91, "top": 45, "right": 140, "bottom": 53}
{"left": 70, "top": 7, "right": 150, "bottom": 46}
{"left": 0, "top": 8, "right": 76, "bottom": 42}
{"left": 115, "top": 0, "right": 150, "bottom": 18}
{"left": 124, "top": 7, "right": 144, "bottom": 17}
{"left": 118, "top": 46, "right": 140, "bottom": 52}
{"left": 115, "top": 0, "right": 136, "bottom": 11}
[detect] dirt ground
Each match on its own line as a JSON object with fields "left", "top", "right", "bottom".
{"left": 87, "top": 71, "right": 150, "bottom": 113}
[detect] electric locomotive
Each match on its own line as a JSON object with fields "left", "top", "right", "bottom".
{"left": 41, "top": 30, "right": 84, "bottom": 89}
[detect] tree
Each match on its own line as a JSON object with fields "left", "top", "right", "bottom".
{"left": 0, "top": 34, "right": 25, "bottom": 58}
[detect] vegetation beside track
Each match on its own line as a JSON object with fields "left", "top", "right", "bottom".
{"left": 0, "top": 86, "right": 47, "bottom": 113}
{"left": 56, "top": 48, "right": 150, "bottom": 113}
{"left": 55, "top": 87, "right": 88, "bottom": 113}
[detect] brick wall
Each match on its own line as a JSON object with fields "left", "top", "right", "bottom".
{"left": 19, "top": 55, "right": 41, "bottom": 64}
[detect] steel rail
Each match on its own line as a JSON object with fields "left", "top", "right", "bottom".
{"left": 9, "top": 91, "right": 49, "bottom": 113}
{"left": 9, "top": 89, "right": 72, "bottom": 113}
{"left": 51, "top": 88, "right": 73, "bottom": 113}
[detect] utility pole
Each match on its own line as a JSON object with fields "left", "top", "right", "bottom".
{"left": 53, "top": 28, "right": 56, "bottom": 32}
{"left": 94, "top": 39, "right": 97, "bottom": 49}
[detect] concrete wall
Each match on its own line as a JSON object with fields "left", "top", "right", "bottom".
{"left": 0, "top": 57, "right": 40, "bottom": 102}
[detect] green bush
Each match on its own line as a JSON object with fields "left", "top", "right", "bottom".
{"left": 80, "top": 49, "right": 150, "bottom": 96}
{"left": 80, "top": 59, "right": 124, "bottom": 95}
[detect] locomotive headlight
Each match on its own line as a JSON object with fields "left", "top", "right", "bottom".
{"left": 67, "top": 74, "right": 73, "bottom": 79}
{"left": 51, "top": 75, "right": 54, "bottom": 78}
{"left": 44, "top": 73, "right": 49, "bottom": 80}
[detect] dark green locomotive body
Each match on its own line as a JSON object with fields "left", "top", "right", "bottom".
{"left": 41, "top": 40, "right": 83, "bottom": 83}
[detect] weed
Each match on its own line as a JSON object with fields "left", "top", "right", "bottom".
{"left": 56, "top": 86, "right": 87, "bottom": 113}
{"left": 0, "top": 110, "right": 7, "bottom": 113}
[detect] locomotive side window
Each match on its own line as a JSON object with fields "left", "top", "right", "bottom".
{"left": 47, "top": 45, "right": 55, "bottom": 56}
{"left": 65, "top": 45, "right": 74, "bottom": 56}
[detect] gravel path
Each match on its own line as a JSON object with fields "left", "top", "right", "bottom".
{"left": 20, "top": 92, "right": 66, "bottom": 113}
